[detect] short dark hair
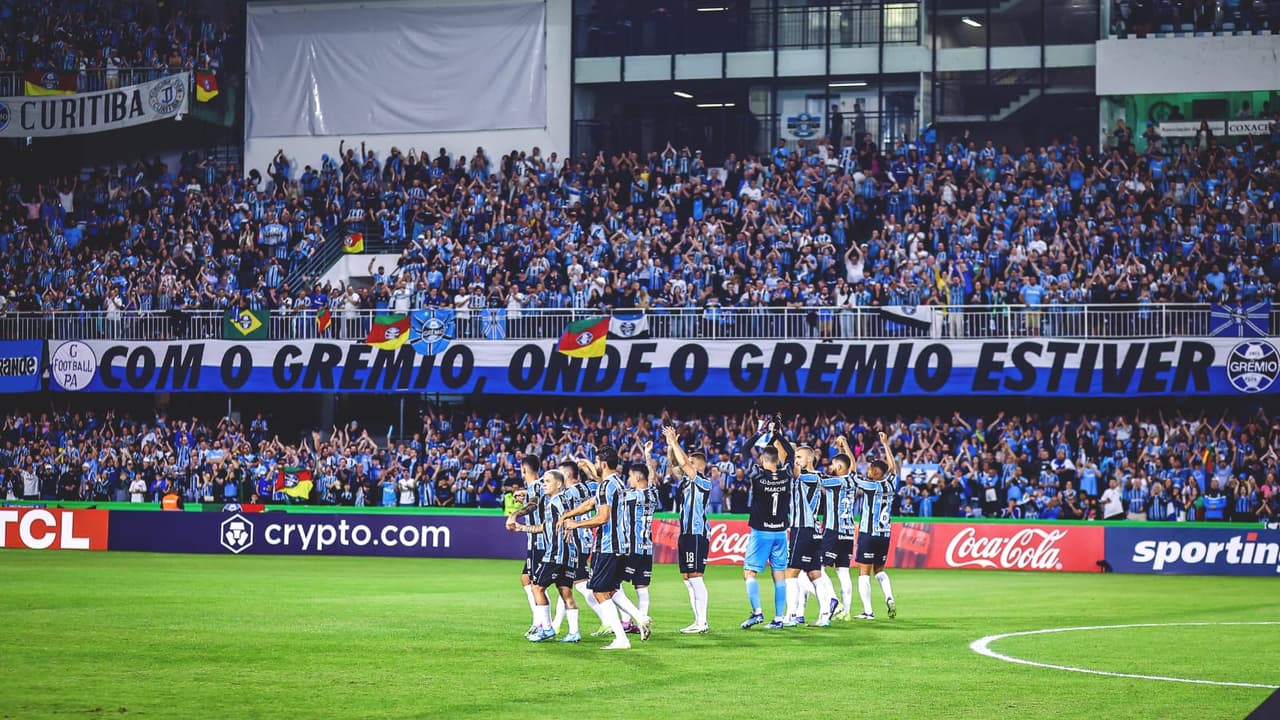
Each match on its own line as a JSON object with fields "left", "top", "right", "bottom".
{"left": 689, "top": 451, "right": 707, "bottom": 465}
{"left": 628, "top": 462, "right": 649, "bottom": 479}
{"left": 598, "top": 446, "right": 620, "bottom": 469}
{"left": 760, "top": 447, "right": 779, "bottom": 462}
{"left": 521, "top": 455, "right": 541, "bottom": 474}
{"left": 557, "top": 461, "right": 577, "bottom": 479}
{"left": 870, "top": 460, "right": 889, "bottom": 474}
{"left": 833, "top": 453, "right": 851, "bottom": 468}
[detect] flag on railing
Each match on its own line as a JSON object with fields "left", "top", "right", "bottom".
{"left": 23, "top": 69, "right": 76, "bottom": 96}
{"left": 409, "top": 309, "right": 455, "bottom": 356}
{"left": 558, "top": 316, "right": 609, "bottom": 358}
{"left": 317, "top": 306, "right": 333, "bottom": 334}
{"left": 878, "top": 305, "right": 933, "bottom": 332}
{"left": 1209, "top": 300, "right": 1271, "bottom": 337}
{"left": 608, "top": 311, "right": 651, "bottom": 339}
{"left": 343, "top": 230, "right": 365, "bottom": 254}
{"left": 481, "top": 309, "right": 507, "bottom": 340}
{"left": 194, "top": 70, "right": 219, "bottom": 102}
{"left": 222, "top": 308, "right": 269, "bottom": 340}
{"left": 365, "top": 314, "right": 410, "bottom": 350}
{"left": 274, "top": 466, "right": 313, "bottom": 501}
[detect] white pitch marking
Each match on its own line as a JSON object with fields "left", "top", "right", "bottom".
{"left": 970, "top": 622, "right": 1280, "bottom": 689}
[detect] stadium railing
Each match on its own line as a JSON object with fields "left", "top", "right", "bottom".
{"left": 0, "top": 304, "right": 1271, "bottom": 342}
{"left": 0, "top": 67, "right": 198, "bottom": 97}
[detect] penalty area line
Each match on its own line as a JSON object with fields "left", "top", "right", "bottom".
{"left": 969, "top": 622, "right": 1280, "bottom": 689}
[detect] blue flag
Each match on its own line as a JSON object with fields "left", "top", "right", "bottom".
{"left": 409, "top": 309, "right": 455, "bottom": 356}
{"left": 1210, "top": 300, "right": 1271, "bottom": 337}
{"left": 481, "top": 309, "right": 507, "bottom": 340}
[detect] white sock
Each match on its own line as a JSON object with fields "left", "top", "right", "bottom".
{"left": 575, "top": 582, "right": 599, "bottom": 611}
{"left": 784, "top": 577, "right": 800, "bottom": 618}
{"left": 637, "top": 587, "right": 650, "bottom": 617}
{"left": 858, "top": 574, "right": 873, "bottom": 615}
{"left": 684, "top": 579, "right": 698, "bottom": 621}
{"left": 875, "top": 571, "right": 894, "bottom": 602}
{"left": 690, "top": 577, "right": 708, "bottom": 626}
{"left": 567, "top": 608, "right": 580, "bottom": 635}
{"left": 597, "top": 598, "right": 628, "bottom": 643}
{"left": 798, "top": 573, "right": 815, "bottom": 611}
{"left": 813, "top": 574, "right": 836, "bottom": 618}
{"left": 552, "top": 597, "right": 565, "bottom": 633}
{"left": 836, "top": 567, "right": 853, "bottom": 610}
{"left": 523, "top": 585, "right": 537, "bottom": 623}
{"left": 613, "top": 588, "right": 647, "bottom": 622}
{"left": 535, "top": 603, "right": 551, "bottom": 629}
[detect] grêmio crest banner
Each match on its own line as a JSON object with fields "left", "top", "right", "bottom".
{"left": 44, "top": 337, "right": 1280, "bottom": 396}
{"left": 0, "top": 72, "right": 189, "bottom": 138}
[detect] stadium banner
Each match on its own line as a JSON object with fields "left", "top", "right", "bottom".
{"left": 1104, "top": 526, "right": 1280, "bottom": 576}
{"left": 652, "top": 519, "right": 1105, "bottom": 572}
{"left": 0, "top": 72, "right": 189, "bottom": 138}
{"left": 246, "top": 3, "right": 545, "bottom": 137}
{"left": 45, "top": 336, "right": 1280, "bottom": 397}
{"left": 0, "top": 340, "right": 43, "bottom": 393}
{"left": 107, "top": 509, "right": 525, "bottom": 559}
{"left": 0, "top": 507, "right": 110, "bottom": 551}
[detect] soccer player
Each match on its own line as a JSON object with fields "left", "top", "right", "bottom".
{"left": 617, "top": 445, "right": 660, "bottom": 631}
{"left": 515, "top": 454, "right": 544, "bottom": 636}
{"left": 560, "top": 447, "right": 651, "bottom": 650}
{"left": 552, "top": 459, "right": 595, "bottom": 640}
{"left": 784, "top": 445, "right": 839, "bottom": 627}
{"left": 663, "top": 424, "right": 711, "bottom": 634}
{"left": 741, "top": 413, "right": 793, "bottom": 630}
{"left": 851, "top": 431, "right": 899, "bottom": 620}
{"left": 506, "top": 469, "right": 580, "bottom": 642}
{"left": 823, "top": 438, "right": 860, "bottom": 620}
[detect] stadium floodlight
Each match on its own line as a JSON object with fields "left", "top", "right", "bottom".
{"left": 696, "top": 6, "right": 729, "bottom": 11}
{"left": 828, "top": 81, "right": 867, "bottom": 88}
{"left": 961, "top": 16, "right": 983, "bottom": 27}
{"left": 673, "top": 91, "right": 694, "bottom": 99}
{"left": 696, "top": 102, "right": 736, "bottom": 108}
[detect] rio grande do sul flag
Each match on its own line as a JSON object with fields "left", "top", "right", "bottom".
{"left": 364, "top": 314, "right": 410, "bottom": 350}
{"left": 556, "top": 316, "right": 609, "bottom": 358}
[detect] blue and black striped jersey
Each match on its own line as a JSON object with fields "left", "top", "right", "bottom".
{"left": 618, "top": 486, "right": 659, "bottom": 556}
{"left": 538, "top": 493, "right": 578, "bottom": 566}
{"left": 791, "top": 472, "right": 824, "bottom": 530}
{"left": 678, "top": 474, "right": 713, "bottom": 536}
{"left": 853, "top": 472, "right": 898, "bottom": 537}
{"left": 594, "top": 473, "right": 626, "bottom": 555}
{"left": 524, "top": 480, "right": 545, "bottom": 550}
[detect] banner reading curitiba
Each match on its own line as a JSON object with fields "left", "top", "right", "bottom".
{"left": 0, "top": 72, "right": 189, "bottom": 138}
{"left": 44, "top": 336, "right": 1280, "bottom": 396}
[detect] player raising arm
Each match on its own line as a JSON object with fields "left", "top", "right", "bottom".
{"left": 850, "top": 431, "right": 899, "bottom": 620}
{"left": 664, "top": 425, "right": 712, "bottom": 633}
{"left": 741, "top": 413, "right": 793, "bottom": 630}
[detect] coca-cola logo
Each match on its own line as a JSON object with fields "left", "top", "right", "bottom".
{"left": 707, "top": 523, "right": 751, "bottom": 563}
{"left": 943, "top": 527, "right": 1068, "bottom": 571}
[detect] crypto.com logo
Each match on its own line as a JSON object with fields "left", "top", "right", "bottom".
{"left": 220, "top": 514, "right": 254, "bottom": 554}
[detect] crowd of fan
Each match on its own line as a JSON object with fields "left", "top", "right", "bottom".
{"left": 2, "top": 405, "right": 1277, "bottom": 524}
{"left": 2, "top": 115, "right": 1280, "bottom": 320}
{"left": 0, "top": 0, "right": 237, "bottom": 86}
{"left": 1111, "top": 0, "right": 1280, "bottom": 36}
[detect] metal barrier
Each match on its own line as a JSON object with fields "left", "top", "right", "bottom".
{"left": 2, "top": 304, "right": 1272, "bottom": 342}
{"left": 0, "top": 68, "right": 192, "bottom": 97}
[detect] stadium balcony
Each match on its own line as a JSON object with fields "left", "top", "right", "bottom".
{"left": 2, "top": 303, "right": 1275, "bottom": 343}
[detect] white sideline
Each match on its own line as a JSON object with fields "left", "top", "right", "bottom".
{"left": 970, "top": 622, "right": 1280, "bottom": 689}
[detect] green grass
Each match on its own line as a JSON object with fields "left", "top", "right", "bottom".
{"left": 0, "top": 552, "right": 1275, "bottom": 720}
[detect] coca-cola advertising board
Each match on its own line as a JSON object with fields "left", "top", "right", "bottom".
{"left": 654, "top": 519, "right": 1104, "bottom": 572}
{"left": 899, "top": 522, "right": 1105, "bottom": 572}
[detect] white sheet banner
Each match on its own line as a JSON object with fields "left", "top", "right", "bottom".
{"left": 0, "top": 73, "right": 189, "bottom": 138}
{"left": 246, "top": 2, "right": 546, "bottom": 138}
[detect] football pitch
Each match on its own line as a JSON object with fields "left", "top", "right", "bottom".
{"left": 0, "top": 552, "right": 1275, "bottom": 720}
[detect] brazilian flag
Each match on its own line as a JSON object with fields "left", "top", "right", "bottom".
{"left": 223, "top": 308, "right": 269, "bottom": 340}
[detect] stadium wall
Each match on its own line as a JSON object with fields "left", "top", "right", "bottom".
{"left": 3, "top": 504, "right": 1276, "bottom": 576}
{"left": 242, "top": 0, "right": 571, "bottom": 182}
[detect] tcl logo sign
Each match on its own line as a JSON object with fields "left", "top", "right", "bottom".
{"left": 0, "top": 509, "right": 109, "bottom": 550}
{"left": 707, "top": 522, "right": 750, "bottom": 564}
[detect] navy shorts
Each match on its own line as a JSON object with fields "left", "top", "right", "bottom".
{"left": 573, "top": 551, "right": 592, "bottom": 582}
{"left": 788, "top": 528, "right": 824, "bottom": 572}
{"left": 522, "top": 548, "right": 537, "bottom": 576}
{"left": 822, "top": 529, "right": 855, "bottom": 568}
{"left": 856, "top": 532, "right": 890, "bottom": 567}
{"left": 678, "top": 534, "right": 709, "bottom": 574}
{"left": 621, "top": 554, "right": 653, "bottom": 587}
{"left": 587, "top": 553, "right": 622, "bottom": 592}
{"left": 532, "top": 562, "right": 577, "bottom": 588}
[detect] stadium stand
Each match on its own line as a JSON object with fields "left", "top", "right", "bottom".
{"left": 2, "top": 406, "right": 1276, "bottom": 523}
